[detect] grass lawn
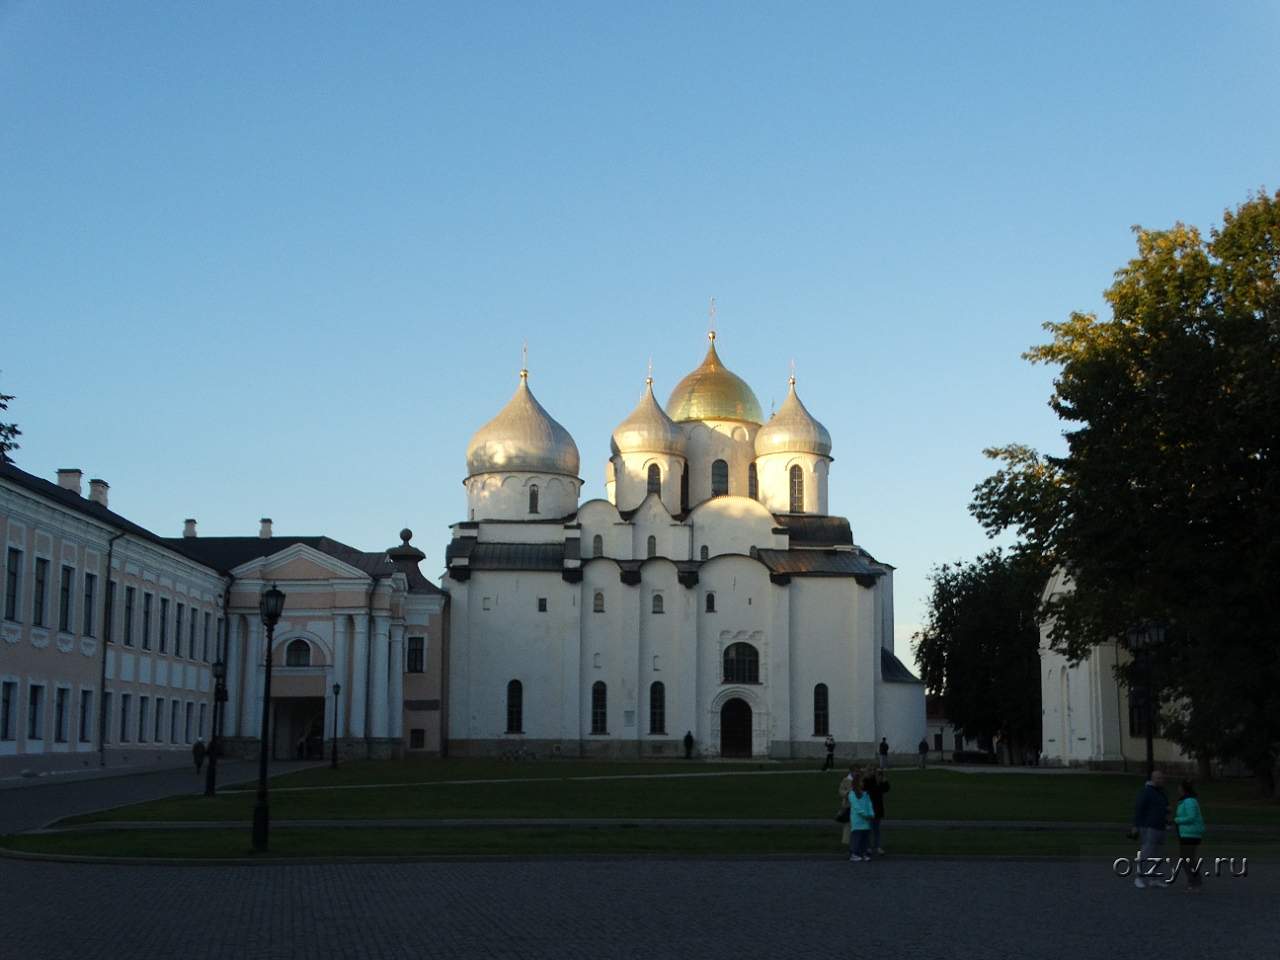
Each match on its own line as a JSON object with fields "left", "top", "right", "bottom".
{"left": 62, "top": 761, "right": 1280, "bottom": 827}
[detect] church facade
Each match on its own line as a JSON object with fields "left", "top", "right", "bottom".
{"left": 444, "top": 333, "right": 925, "bottom": 759}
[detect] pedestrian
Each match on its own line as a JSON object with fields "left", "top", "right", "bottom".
{"left": 192, "top": 738, "right": 207, "bottom": 774}
{"left": 847, "top": 773, "right": 875, "bottom": 862}
{"left": 918, "top": 737, "right": 929, "bottom": 769}
{"left": 1173, "top": 778, "right": 1205, "bottom": 892}
{"left": 683, "top": 730, "right": 694, "bottom": 760}
{"left": 822, "top": 734, "right": 835, "bottom": 771}
{"left": 1129, "top": 769, "right": 1170, "bottom": 888}
{"left": 864, "top": 766, "right": 890, "bottom": 856}
{"left": 837, "top": 765, "right": 856, "bottom": 848}
{"left": 878, "top": 737, "right": 889, "bottom": 770}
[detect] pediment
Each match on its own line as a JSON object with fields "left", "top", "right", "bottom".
{"left": 231, "top": 542, "right": 371, "bottom": 582}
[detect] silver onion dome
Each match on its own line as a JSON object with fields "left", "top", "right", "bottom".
{"left": 611, "top": 377, "right": 686, "bottom": 457}
{"left": 755, "top": 377, "right": 832, "bottom": 458}
{"left": 466, "top": 370, "right": 580, "bottom": 477}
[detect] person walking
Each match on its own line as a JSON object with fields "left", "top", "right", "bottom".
{"left": 1173, "top": 778, "right": 1205, "bottom": 892}
{"left": 878, "top": 737, "right": 889, "bottom": 770}
{"left": 847, "top": 773, "right": 875, "bottom": 862}
{"left": 1130, "top": 770, "right": 1170, "bottom": 888}
{"left": 192, "top": 738, "right": 207, "bottom": 775}
{"left": 683, "top": 731, "right": 694, "bottom": 760}
{"left": 864, "top": 766, "right": 890, "bottom": 856}
{"left": 837, "top": 765, "right": 855, "bottom": 848}
{"left": 917, "top": 737, "right": 929, "bottom": 769}
{"left": 822, "top": 734, "right": 836, "bottom": 771}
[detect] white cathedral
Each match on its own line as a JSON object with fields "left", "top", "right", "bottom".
{"left": 443, "top": 333, "right": 925, "bottom": 758}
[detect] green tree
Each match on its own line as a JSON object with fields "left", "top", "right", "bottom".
{"left": 0, "top": 378, "right": 19, "bottom": 462}
{"left": 971, "top": 190, "right": 1280, "bottom": 795}
{"left": 913, "top": 549, "right": 1047, "bottom": 762}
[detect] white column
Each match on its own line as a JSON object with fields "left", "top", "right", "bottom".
{"left": 224, "top": 616, "right": 241, "bottom": 737}
{"left": 332, "top": 615, "right": 348, "bottom": 738}
{"left": 240, "top": 617, "right": 263, "bottom": 737}
{"left": 350, "top": 616, "right": 369, "bottom": 738}
{"left": 371, "top": 615, "right": 390, "bottom": 739}
{"left": 389, "top": 623, "right": 405, "bottom": 741}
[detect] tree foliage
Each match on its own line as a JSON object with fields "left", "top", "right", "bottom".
{"left": 970, "top": 190, "right": 1280, "bottom": 794}
{"left": 0, "top": 377, "right": 19, "bottom": 462}
{"left": 913, "top": 549, "right": 1048, "bottom": 759}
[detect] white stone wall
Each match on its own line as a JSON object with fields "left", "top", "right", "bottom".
{"left": 465, "top": 472, "right": 581, "bottom": 521}
{"left": 754, "top": 452, "right": 830, "bottom": 515}
{"left": 612, "top": 452, "right": 686, "bottom": 515}
{"left": 681, "top": 420, "right": 758, "bottom": 506}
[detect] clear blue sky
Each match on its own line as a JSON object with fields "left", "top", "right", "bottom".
{"left": 3, "top": 2, "right": 1277, "bottom": 657}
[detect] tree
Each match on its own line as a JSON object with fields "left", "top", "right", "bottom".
{"left": 971, "top": 190, "right": 1280, "bottom": 796}
{"left": 913, "top": 549, "right": 1048, "bottom": 763}
{"left": 0, "top": 378, "right": 19, "bottom": 462}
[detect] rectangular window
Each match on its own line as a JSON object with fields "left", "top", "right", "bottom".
{"left": 79, "top": 690, "right": 93, "bottom": 743}
{"left": 138, "top": 696, "right": 149, "bottom": 743}
{"left": 590, "top": 683, "right": 607, "bottom": 735}
{"left": 59, "top": 565, "right": 74, "bottom": 632}
{"left": 33, "top": 557, "right": 49, "bottom": 627}
{"left": 202, "top": 612, "right": 210, "bottom": 661}
{"left": 104, "top": 581, "right": 116, "bottom": 643}
{"left": 159, "top": 598, "right": 169, "bottom": 653}
{"left": 141, "top": 593, "right": 152, "bottom": 650}
{"left": 54, "top": 687, "right": 68, "bottom": 742}
{"left": 154, "top": 697, "right": 165, "bottom": 742}
{"left": 189, "top": 615, "right": 197, "bottom": 661}
{"left": 198, "top": 702, "right": 207, "bottom": 738}
{"left": 3, "top": 547, "right": 20, "bottom": 621}
{"left": 28, "top": 684, "right": 45, "bottom": 740}
{"left": 170, "top": 700, "right": 180, "bottom": 743}
{"left": 83, "top": 572, "right": 97, "bottom": 637}
{"left": 482, "top": 597, "right": 491, "bottom": 611}
{"left": 537, "top": 597, "right": 547, "bottom": 612}
{"left": 409, "top": 728, "right": 425, "bottom": 749}
{"left": 120, "top": 693, "right": 131, "bottom": 742}
{"left": 123, "top": 586, "right": 135, "bottom": 646}
{"left": 407, "top": 637, "right": 425, "bottom": 673}
{"left": 1, "top": 681, "right": 16, "bottom": 740}
{"left": 102, "top": 692, "right": 112, "bottom": 744}
{"left": 175, "top": 603, "right": 184, "bottom": 657}
{"left": 184, "top": 702, "right": 193, "bottom": 743}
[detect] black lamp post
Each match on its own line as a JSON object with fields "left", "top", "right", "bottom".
{"left": 1126, "top": 622, "right": 1167, "bottom": 780}
{"left": 330, "top": 682, "right": 341, "bottom": 769}
{"left": 204, "top": 657, "right": 228, "bottom": 797}
{"left": 252, "top": 583, "right": 286, "bottom": 852}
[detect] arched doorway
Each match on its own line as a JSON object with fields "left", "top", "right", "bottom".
{"left": 720, "top": 698, "right": 752, "bottom": 757}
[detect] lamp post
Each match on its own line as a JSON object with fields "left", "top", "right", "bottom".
{"left": 204, "top": 657, "right": 228, "bottom": 797}
{"left": 330, "top": 682, "right": 341, "bottom": 769}
{"left": 1126, "top": 622, "right": 1167, "bottom": 781}
{"left": 252, "top": 583, "right": 286, "bottom": 852}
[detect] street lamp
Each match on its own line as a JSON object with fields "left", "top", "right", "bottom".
{"left": 252, "top": 583, "right": 286, "bottom": 852}
{"left": 330, "top": 682, "right": 342, "bottom": 769}
{"left": 1125, "top": 622, "right": 1167, "bottom": 781}
{"left": 204, "top": 657, "right": 228, "bottom": 797}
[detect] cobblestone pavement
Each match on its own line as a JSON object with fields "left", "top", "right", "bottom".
{"left": 4, "top": 855, "right": 1272, "bottom": 959}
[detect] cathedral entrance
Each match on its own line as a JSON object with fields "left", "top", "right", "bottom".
{"left": 271, "top": 697, "right": 325, "bottom": 761}
{"left": 720, "top": 698, "right": 752, "bottom": 757}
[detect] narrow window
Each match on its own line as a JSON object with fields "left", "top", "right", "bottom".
{"left": 652, "top": 594, "right": 664, "bottom": 614}
{"left": 54, "top": 687, "right": 68, "bottom": 742}
{"left": 813, "top": 683, "right": 829, "bottom": 736}
{"left": 646, "top": 535, "right": 657, "bottom": 558}
{"left": 723, "top": 643, "right": 760, "bottom": 684}
{"left": 101, "top": 692, "right": 111, "bottom": 743}
{"left": 28, "top": 685, "right": 45, "bottom": 740}
{"left": 170, "top": 700, "right": 180, "bottom": 743}
{"left": 123, "top": 587, "right": 135, "bottom": 646}
{"left": 3, "top": 548, "right": 20, "bottom": 621}
{"left": 33, "top": 557, "right": 49, "bottom": 627}
{"left": 410, "top": 728, "right": 426, "bottom": 749}
{"left": 0, "top": 681, "right": 13, "bottom": 740}
{"left": 537, "top": 597, "right": 548, "bottom": 613}
{"left": 700, "top": 545, "right": 709, "bottom": 561}
{"left": 189, "top": 612, "right": 197, "bottom": 659}
{"left": 647, "top": 463, "right": 661, "bottom": 496}
{"left": 184, "top": 702, "right": 193, "bottom": 743}
{"left": 407, "top": 636, "right": 425, "bottom": 673}
{"left": 138, "top": 696, "right": 149, "bottom": 742}
{"left": 199, "top": 703, "right": 207, "bottom": 738}
{"left": 286, "top": 639, "right": 311, "bottom": 667}
{"left": 789, "top": 464, "right": 804, "bottom": 513}
{"left": 154, "top": 697, "right": 165, "bottom": 742}
{"left": 748, "top": 463, "right": 758, "bottom": 500}
{"left": 159, "top": 597, "right": 169, "bottom": 652}
{"left": 202, "top": 612, "right": 211, "bottom": 661}
{"left": 82, "top": 573, "right": 96, "bottom": 637}
{"left": 59, "top": 565, "right": 74, "bottom": 632}
{"left": 591, "top": 681, "right": 607, "bottom": 734}
{"left": 78, "top": 690, "right": 93, "bottom": 743}
{"left": 104, "top": 581, "right": 115, "bottom": 642}
{"left": 592, "top": 591, "right": 605, "bottom": 613}
{"left": 711, "top": 459, "right": 729, "bottom": 497}
{"left": 529, "top": 484, "right": 539, "bottom": 514}
{"left": 680, "top": 466, "right": 689, "bottom": 512}
{"left": 119, "top": 693, "right": 131, "bottom": 742}
{"left": 141, "top": 592, "right": 152, "bottom": 650}
{"left": 649, "top": 681, "right": 666, "bottom": 734}
{"left": 591, "top": 534, "right": 603, "bottom": 558}
{"left": 175, "top": 603, "right": 184, "bottom": 657}
{"left": 506, "top": 679, "right": 523, "bottom": 733}
{"left": 705, "top": 592, "right": 716, "bottom": 613}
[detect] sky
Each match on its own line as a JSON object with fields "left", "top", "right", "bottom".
{"left": 2, "top": 1, "right": 1278, "bottom": 659}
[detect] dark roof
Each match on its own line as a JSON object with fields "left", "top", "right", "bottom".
{"left": 447, "top": 539, "right": 565, "bottom": 572}
{"left": 755, "top": 548, "right": 883, "bottom": 579}
{"left": 882, "top": 647, "right": 924, "bottom": 684}
{"left": 772, "top": 514, "right": 853, "bottom": 547}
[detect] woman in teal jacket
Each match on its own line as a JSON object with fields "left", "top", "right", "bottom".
{"left": 847, "top": 775, "right": 876, "bottom": 862}
{"left": 1173, "top": 778, "right": 1205, "bottom": 891}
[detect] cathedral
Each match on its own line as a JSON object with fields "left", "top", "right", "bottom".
{"left": 444, "top": 332, "right": 925, "bottom": 758}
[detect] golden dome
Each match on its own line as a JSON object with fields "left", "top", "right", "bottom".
{"left": 666, "top": 334, "right": 763, "bottom": 424}
{"left": 755, "top": 376, "right": 832, "bottom": 457}
{"left": 466, "top": 370, "right": 580, "bottom": 477}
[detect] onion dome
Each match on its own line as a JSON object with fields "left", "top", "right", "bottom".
{"left": 666, "top": 332, "right": 763, "bottom": 424}
{"left": 466, "top": 370, "right": 580, "bottom": 477}
{"left": 611, "top": 377, "right": 686, "bottom": 456}
{"left": 755, "top": 376, "right": 832, "bottom": 458}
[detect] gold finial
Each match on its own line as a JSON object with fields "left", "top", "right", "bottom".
{"left": 789, "top": 358, "right": 796, "bottom": 386}
{"left": 520, "top": 341, "right": 528, "bottom": 381}
{"left": 708, "top": 297, "right": 717, "bottom": 342}
{"left": 646, "top": 356, "right": 654, "bottom": 386}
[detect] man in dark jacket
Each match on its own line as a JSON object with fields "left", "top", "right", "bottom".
{"left": 864, "top": 768, "right": 890, "bottom": 855}
{"left": 1131, "top": 770, "right": 1169, "bottom": 888}
{"left": 878, "top": 737, "right": 889, "bottom": 769}
{"left": 683, "top": 731, "right": 694, "bottom": 760}
{"left": 192, "top": 738, "right": 207, "bottom": 774}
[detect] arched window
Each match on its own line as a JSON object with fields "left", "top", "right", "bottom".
{"left": 789, "top": 465, "right": 804, "bottom": 513}
{"left": 506, "top": 679, "right": 523, "bottom": 733}
{"left": 285, "top": 639, "right": 311, "bottom": 667}
{"left": 711, "top": 459, "right": 729, "bottom": 497}
{"left": 652, "top": 594, "right": 664, "bottom": 614}
{"left": 705, "top": 592, "right": 716, "bottom": 613}
{"left": 700, "top": 545, "right": 709, "bottom": 561}
{"left": 591, "top": 681, "right": 607, "bottom": 734}
{"left": 646, "top": 535, "right": 657, "bottom": 558}
{"left": 593, "top": 591, "right": 605, "bottom": 613}
{"left": 649, "top": 681, "right": 666, "bottom": 734}
{"left": 748, "top": 463, "right": 758, "bottom": 500}
{"left": 529, "top": 484, "right": 540, "bottom": 514}
{"left": 813, "top": 683, "right": 829, "bottom": 736}
{"left": 723, "top": 642, "right": 759, "bottom": 684}
{"left": 592, "top": 534, "right": 603, "bottom": 557}
{"left": 647, "top": 463, "right": 661, "bottom": 496}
